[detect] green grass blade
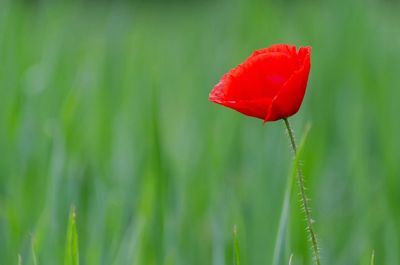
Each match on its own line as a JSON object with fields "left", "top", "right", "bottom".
{"left": 370, "top": 250, "right": 375, "bottom": 265}
{"left": 233, "top": 225, "right": 241, "bottom": 265}
{"left": 31, "top": 236, "right": 38, "bottom": 265}
{"left": 65, "top": 206, "right": 79, "bottom": 265}
{"left": 288, "top": 254, "right": 293, "bottom": 265}
{"left": 272, "top": 123, "right": 311, "bottom": 265}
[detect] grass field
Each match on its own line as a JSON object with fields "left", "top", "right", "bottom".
{"left": 1, "top": 0, "right": 400, "bottom": 264}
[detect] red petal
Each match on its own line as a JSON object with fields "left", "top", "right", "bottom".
{"left": 250, "top": 44, "right": 297, "bottom": 59}
{"left": 266, "top": 47, "right": 311, "bottom": 122}
{"left": 219, "top": 52, "right": 297, "bottom": 101}
{"left": 216, "top": 98, "right": 273, "bottom": 120}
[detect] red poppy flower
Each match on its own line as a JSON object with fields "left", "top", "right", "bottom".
{"left": 209, "top": 44, "right": 311, "bottom": 122}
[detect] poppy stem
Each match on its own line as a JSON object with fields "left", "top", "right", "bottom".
{"left": 283, "top": 118, "right": 321, "bottom": 265}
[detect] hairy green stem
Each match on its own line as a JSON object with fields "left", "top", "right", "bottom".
{"left": 283, "top": 118, "right": 321, "bottom": 265}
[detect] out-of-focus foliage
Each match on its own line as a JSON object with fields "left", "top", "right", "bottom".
{"left": 1, "top": 0, "right": 400, "bottom": 264}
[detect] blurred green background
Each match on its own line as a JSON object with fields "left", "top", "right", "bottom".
{"left": 1, "top": 0, "right": 400, "bottom": 264}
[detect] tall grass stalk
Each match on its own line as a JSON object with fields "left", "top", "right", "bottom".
{"left": 272, "top": 124, "right": 311, "bottom": 265}
{"left": 283, "top": 118, "right": 321, "bottom": 265}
